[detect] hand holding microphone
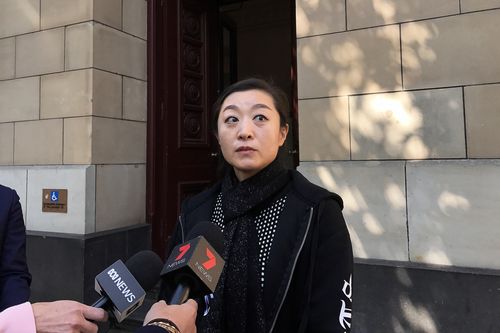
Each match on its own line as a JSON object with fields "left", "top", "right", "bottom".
{"left": 31, "top": 301, "right": 108, "bottom": 333}
{"left": 141, "top": 299, "right": 198, "bottom": 333}
{"left": 2, "top": 250, "right": 200, "bottom": 333}
{"left": 91, "top": 250, "right": 200, "bottom": 332}
{"left": 161, "top": 221, "right": 225, "bottom": 305}
{"left": 92, "top": 250, "right": 164, "bottom": 323}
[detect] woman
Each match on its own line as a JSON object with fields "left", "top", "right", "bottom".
{"left": 162, "top": 78, "right": 353, "bottom": 332}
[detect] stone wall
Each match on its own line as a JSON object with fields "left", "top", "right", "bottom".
{"left": 0, "top": 0, "right": 148, "bottom": 234}
{"left": 296, "top": 0, "right": 500, "bottom": 270}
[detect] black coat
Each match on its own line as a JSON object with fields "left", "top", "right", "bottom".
{"left": 164, "top": 170, "right": 353, "bottom": 332}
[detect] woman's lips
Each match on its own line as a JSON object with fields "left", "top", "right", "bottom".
{"left": 236, "top": 146, "right": 256, "bottom": 152}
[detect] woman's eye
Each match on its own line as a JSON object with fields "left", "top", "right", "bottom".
{"left": 254, "top": 115, "right": 267, "bottom": 121}
{"left": 224, "top": 116, "right": 238, "bottom": 123}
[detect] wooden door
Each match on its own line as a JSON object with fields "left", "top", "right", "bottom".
{"left": 147, "top": 0, "right": 219, "bottom": 258}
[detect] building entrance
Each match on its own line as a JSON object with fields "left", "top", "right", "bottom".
{"left": 147, "top": 0, "right": 297, "bottom": 257}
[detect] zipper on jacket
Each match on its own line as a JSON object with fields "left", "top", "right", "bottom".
{"left": 269, "top": 207, "right": 314, "bottom": 333}
{"left": 178, "top": 215, "right": 185, "bottom": 242}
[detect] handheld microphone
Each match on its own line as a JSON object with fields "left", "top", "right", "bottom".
{"left": 92, "top": 250, "right": 163, "bottom": 322}
{"left": 161, "top": 221, "right": 225, "bottom": 304}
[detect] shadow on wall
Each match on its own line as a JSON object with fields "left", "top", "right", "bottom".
{"left": 298, "top": 1, "right": 466, "bottom": 160}
{"left": 354, "top": 261, "right": 500, "bottom": 333}
{"left": 306, "top": 159, "right": 500, "bottom": 333}
{"left": 294, "top": 1, "right": 495, "bottom": 332}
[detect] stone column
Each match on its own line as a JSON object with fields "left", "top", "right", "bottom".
{"left": 0, "top": 0, "right": 150, "bottom": 303}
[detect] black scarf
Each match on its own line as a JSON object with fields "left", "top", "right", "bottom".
{"left": 199, "top": 159, "right": 290, "bottom": 333}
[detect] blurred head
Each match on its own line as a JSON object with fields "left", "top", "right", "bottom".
{"left": 213, "top": 78, "right": 290, "bottom": 181}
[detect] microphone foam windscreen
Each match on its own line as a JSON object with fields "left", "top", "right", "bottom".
{"left": 186, "top": 221, "right": 224, "bottom": 254}
{"left": 125, "top": 250, "right": 163, "bottom": 291}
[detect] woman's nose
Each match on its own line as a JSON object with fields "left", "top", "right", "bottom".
{"left": 237, "top": 119, "right": 253, "bottom": 140}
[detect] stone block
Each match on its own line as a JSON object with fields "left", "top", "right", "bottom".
{"left": 298, "top": 161, "right": 408, "bottom": 261}
{"left": 123, "top": 0, "right": 147, "bottom": 39}
{"left": 407, "top": 160, "right": 500, "bottom": 269}
{"left": 14, "top": 119, "right": 63, "bottom": 165}
{"left": 41, "top": 70, "right": 93, "bottom": 119}
{"left": 92, "top": 117, "right": 146, "bottom": 164}
{"left": 41, "top": 69, "right": 121, "bottom": 119}
{"left": 93, "top": 0, "right": 122, "bottom": 30}
{"left": 297, "top": 25, "right": 401, "bottom": 98}
{"left": 465, "top": 84, "right": 500, "bottom": 158}
{"left": 26, "top": 165, "right": 96, "bottom": 234}
{"left": 123, "top": 77, "right": 147, "bottom": 121}
{"left": 0, "top": 123, "right": 14, "bottom": 165}
{"left": 0, "top": 0, "right": 39, "bottom": 38}
{"left": 296, "top": 0, "right": 345, "bottom": 37}
{"left": 95, "top": 164, "right": 146, "bottom": 232}
{"left": 16, "top": 28, "right": 65, "bottom": 77}
{"left": 350, "top": 88, "right": 466, "bottom": 159}
{"left": 0, "top": 37, "right": 15, "bottom": 80}
{"left": 41, "top": 0, "right": 92, "bottom": 29}
{"left": 93, "top": 69, "right": 122, "bottom": 118}
{"left": 94, "top": 23, "right": 146, "bottom": 80}
{"left": 347, "top": 0, "right": 459, "bottom": 30}
{"left": 402, "top": 10, "right": 500, "bottom": 89}
{"left": 64, "top": 117, "right": 92, "bottom": 165}
{"left": 0, "top": 167, "right": 28, "bottom": 221}
{"left": 0, "top": 77, "right": 39, "bottom": 123}
{"left": 65, "top": 22, "right": 93, "bottom": 70}
{"left": 461, "top": 0, "right": 500, "bottom": 12}
{"left": 298, "top": 97, "right": 349, "bottom": 161}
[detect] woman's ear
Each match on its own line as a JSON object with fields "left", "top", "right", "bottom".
{"left": 279, "top": 124, "right": 289, "bottom": 146}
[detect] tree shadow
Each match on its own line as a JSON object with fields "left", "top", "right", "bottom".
{"left": 295, "top": 0, "right": 497, "bottom": 332}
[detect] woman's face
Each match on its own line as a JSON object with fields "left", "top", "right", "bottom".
{"left": 216, "top": 89, "right": 288, "bottom": 181}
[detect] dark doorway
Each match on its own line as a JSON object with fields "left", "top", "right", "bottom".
{"left": 147, "top": 0, "right": 298, "bottom": 257}
{"left": 218, "top": 0, "right": 298, "bottom": 169}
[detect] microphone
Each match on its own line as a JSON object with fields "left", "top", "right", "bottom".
{"left": 161, "top": 221, "right": 225, "bottom": 304}
{"left": 92, "top": 250, "right": 163, "bottom": 322}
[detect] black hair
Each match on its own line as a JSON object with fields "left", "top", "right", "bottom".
{"left": 211, "top": 78, "right": 291, "bottom": 178}
{"left": 211, "top": 78, "right": 290, "bottom": 135}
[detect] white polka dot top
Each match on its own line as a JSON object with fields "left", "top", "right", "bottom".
{"left": 211, "top": 193, "right": 287, "bottom": 288}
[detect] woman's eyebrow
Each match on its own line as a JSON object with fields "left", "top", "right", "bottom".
{"left": 222, "top": 104, "right": 239, "bottom": 112}
{"left": 252, "top": 103, "right": 272, "bottom": 111}
{"left": 222, "top": 103, "right": 272, "bottom": 112}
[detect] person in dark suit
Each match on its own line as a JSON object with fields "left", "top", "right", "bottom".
{"left": 0, "top": 184, "right": 197, "bottom": 332}
{"left": 0, "top": 184, "right": 31, "bottom": 311}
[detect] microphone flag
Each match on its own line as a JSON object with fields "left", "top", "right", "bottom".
{"left": 162, "top": 235, "right": 224, "bottom": 296}
{"left": 94, "top": 259, "right": 146, "bottom": 322}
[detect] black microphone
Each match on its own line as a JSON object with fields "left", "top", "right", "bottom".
{"left": 92, "top": 250, "right": 163, "bottom": 322}
{"left": 161, "top": 221, "right": 225, "bottom": 304}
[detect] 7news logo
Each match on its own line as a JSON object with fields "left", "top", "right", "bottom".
{"left": 175, "top": 244, "right": 191, "bottom": 260}
{"left": 173, "top": 241, "right": 217, "bottom": 270}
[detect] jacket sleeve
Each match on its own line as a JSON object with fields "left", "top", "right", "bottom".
{"left": 0, "top": 190, "right": 31, "bottom": 311}
{"left": 308, "top": 198, "right": 353, "bottom": 333}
